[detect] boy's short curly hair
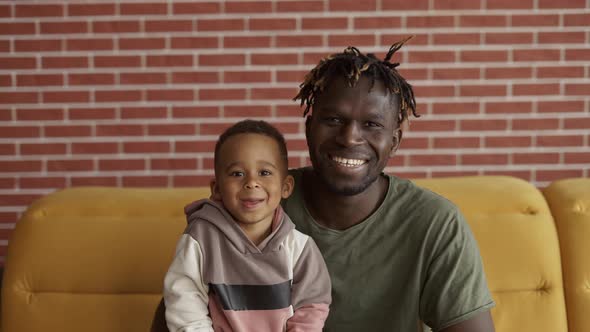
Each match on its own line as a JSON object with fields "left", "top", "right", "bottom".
{"left": 214, "top": 119, "right": 289, "bottom": 173}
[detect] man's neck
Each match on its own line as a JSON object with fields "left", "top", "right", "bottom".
{"left": 302, "top": 170, "right": 389, "bottom": 230}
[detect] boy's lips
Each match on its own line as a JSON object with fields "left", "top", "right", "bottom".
{"left": 240, "top": 198, "right": 264, "bottom": 209}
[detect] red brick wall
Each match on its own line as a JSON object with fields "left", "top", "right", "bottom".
{"left": 1, "top": 1, "right": 589, "bottom": 263}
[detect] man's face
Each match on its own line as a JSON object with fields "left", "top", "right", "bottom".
{"left": 306, "top": 76, "right": 401, "bottom": 196}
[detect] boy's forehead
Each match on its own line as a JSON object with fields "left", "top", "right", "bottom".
{"left": 217, "top": 133, "right": 282, "bottom": 163}
{"left": 220, "top": 133, "right": 271, "bottom": 149}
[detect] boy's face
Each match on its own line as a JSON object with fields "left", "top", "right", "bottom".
{"left": 212, "top": 133, "right": 294, "bottom": 228}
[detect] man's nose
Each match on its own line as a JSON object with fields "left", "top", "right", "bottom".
{"left": 337, "top": 122, "right": 364, "bottom": 146}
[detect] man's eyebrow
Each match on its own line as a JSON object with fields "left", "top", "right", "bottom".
{"left": 317, "top": 105, "right": 345, "bottom": 114}
{"left": 366, "top": 111, "right": 386, "bottom": 122}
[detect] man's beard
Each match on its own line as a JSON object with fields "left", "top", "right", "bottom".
{"left": 314, "top": 168, "right": 381, "bottom": 196}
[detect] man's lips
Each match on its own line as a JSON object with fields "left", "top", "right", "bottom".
{"left": 329, "top": 154, "right": 368, "bottom": 168}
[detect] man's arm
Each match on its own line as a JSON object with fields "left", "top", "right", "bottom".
{"left": 419, "top": 205, "right": 496, "bottom": 331}
{"left": 440, "top": 311, "right": 495, "bottom": 332}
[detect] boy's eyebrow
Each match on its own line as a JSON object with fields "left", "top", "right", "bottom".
{"left": 259, "top": 160, "right": 279, "bottom": 169}
{"left": 223, "top": 160, "right": 279, "bottom": 171}
{"left": 224, "top": 162, "right": 241, "bottom": 171}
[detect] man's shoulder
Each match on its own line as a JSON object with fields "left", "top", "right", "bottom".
{"left": 283, "top": 168, "right": 309, "bottom": 216}
{"left": 386, "top": 174, "right": 459, "bottom": 215}
{"left": 288, "top": 167, "right": 306, "bottom": 181}
{"left": 378, "top": 174, "right": 469, "bottom": 239}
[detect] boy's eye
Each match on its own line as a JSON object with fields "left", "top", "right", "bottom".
{"left": 259, "top": 170, "right": 272, "bottom": 176}
{"left": 230, "top": 171, "right": 244, "bottom": 177}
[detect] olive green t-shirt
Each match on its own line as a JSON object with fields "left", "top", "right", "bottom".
{"left": 282, "top": 169, "right": 495, "bottom": 331}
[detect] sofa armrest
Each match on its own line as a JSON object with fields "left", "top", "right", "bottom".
{"left": 543, "top": 178, "right": 590, "bottom": 332}
{"left": 1, "top": 265, "right": 3, "bottom": 332}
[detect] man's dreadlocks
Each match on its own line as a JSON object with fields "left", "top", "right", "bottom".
{"left": 294, "top": 36, "right": 419, "bottom": 126}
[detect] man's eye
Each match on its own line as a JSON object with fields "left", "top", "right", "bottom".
{"left": 365, "top": 121, "right": 382, "bottom": 128}
{"left": 260, "top": 170, "right": 272, "bottom": 176}
{"left": 324, "top": 117, "right": 342, "bottom": 124}
{"left": 230, "top": 171, "right": 244, "bottom": 177}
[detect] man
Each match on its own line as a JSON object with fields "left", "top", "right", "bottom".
{"left": 282, "top": 37, "right": 495, "bottom": 331}
{"left": 152, "top": 37, "right": 495, "bottom": 332}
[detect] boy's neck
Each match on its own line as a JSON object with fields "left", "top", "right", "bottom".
{"left": 239, "top": 219, "right": 273, "bottom": 246}
{"left": 236, "top": 207, "right": 281, "bottom": 247}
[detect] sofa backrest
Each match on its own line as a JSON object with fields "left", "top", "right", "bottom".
{"left": 543, "top": 178, "right": 590, "bottom": 332}
{"left": 2, "top": 176, "right": 570, "bottom": 332}
{"left": 2, "top": 186, "right": 209, "bottom": 332}
{"left": 415, "top": 176, "right": 568, "bottom": 332}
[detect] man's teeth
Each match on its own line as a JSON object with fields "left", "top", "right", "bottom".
{"left": 332, "top": 156, "right": 366, "bottom": 167}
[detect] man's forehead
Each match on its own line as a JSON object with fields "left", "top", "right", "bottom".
{"left": 315, "top": 77, "right": 398, "bottom": 106}
{"left": 321, "top": 76, "right": 389, "bottom": 96}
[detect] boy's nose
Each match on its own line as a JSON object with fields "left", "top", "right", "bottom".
{"left": 244, "top": 177, "right": 260, "bottom": 189}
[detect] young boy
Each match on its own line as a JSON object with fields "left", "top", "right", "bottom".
{"left": 163, "top": 120, "right": 331, "bottom": 332}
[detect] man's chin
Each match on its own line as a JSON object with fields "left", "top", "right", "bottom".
{"left": 316, "top": 171, "right": 378, "bottom": 196}
{"left": 327, "top": 184, "right": 369, "bottom": 196}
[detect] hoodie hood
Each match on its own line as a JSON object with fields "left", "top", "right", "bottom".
{"left": 183, "top": 199, "right": 294, "bottom": 254}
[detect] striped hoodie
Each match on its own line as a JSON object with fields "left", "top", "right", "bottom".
{"left": 164, "top": 199, "right": 331, "bottom": 332}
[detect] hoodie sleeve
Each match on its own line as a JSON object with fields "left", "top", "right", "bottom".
{"left": 164, "top": 233, "right": 214, "bottom": 332}
{"left": 287, "top": 237, "right": 331, "bottom": 332}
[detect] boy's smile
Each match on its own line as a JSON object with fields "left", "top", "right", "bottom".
{"left": 240, "top": 198, "right": 264, "bottom": 209}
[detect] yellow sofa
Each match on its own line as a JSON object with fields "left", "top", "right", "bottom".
{"left": 1, "top": 176, "right": 588, "bottom": 332}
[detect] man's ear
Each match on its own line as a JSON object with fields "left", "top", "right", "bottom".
{"left": 209, "top": 179, "right": 222, "bottom": 201}
{"left": 390, "top": 128, "right": 402, "bottom": 157}
{"left": 281, "top": 175, "right": 295, "bottom": 199}
{"left": 305, "top": 116, "right": 312, "bottom": 140}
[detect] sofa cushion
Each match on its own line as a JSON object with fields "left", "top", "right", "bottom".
{"left": 2, "top": 187, "right": 209, "bottom": 332}
{"left": 415, "top": 176, "right": 568, "bottom": 332}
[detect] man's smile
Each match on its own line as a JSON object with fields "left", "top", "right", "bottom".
{"left": 330, "top": 155, "right": 368, "bottom": 168}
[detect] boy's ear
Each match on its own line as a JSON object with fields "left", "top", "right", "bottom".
{"left": 281, "top": 175, "right": 295, "bottom": 199}
{"left": 209, "top": 179, "right": 222, "bottom": 201}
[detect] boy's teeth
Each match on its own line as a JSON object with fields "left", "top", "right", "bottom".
{"left": 332, "top": 156, "right": 366, "bottom": 167}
